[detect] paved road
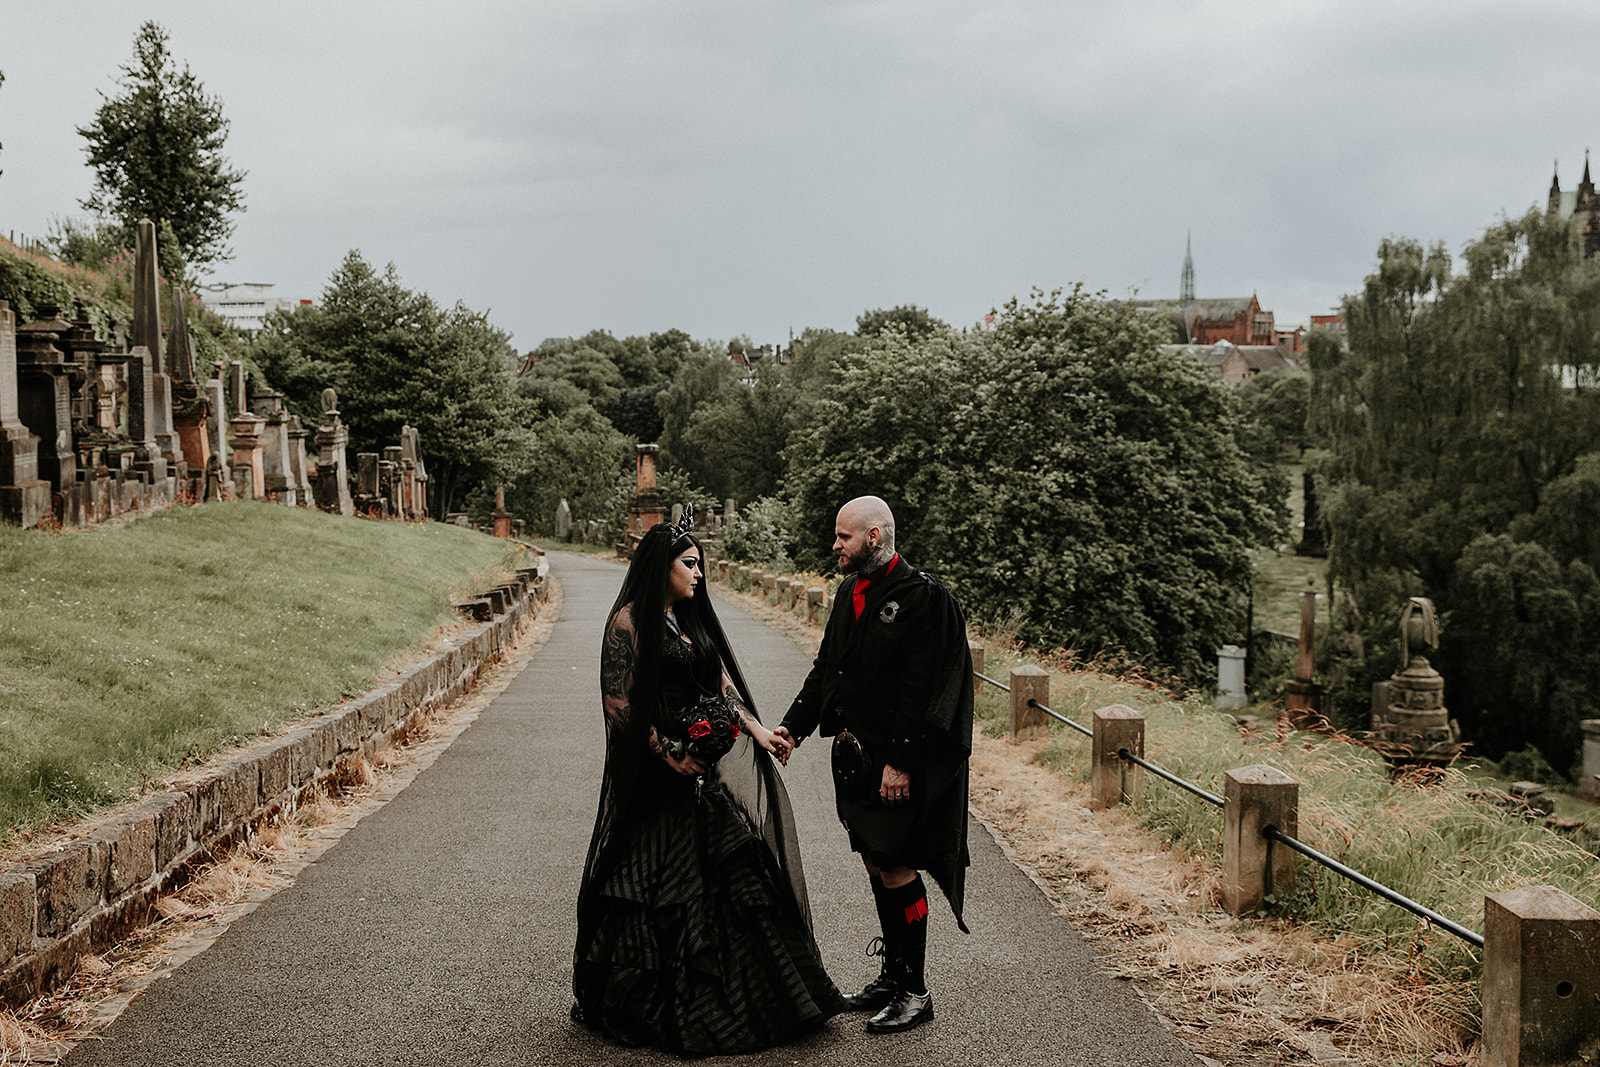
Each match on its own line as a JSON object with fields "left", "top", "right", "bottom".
{"left": 65, "top": 552, "right": 1203, "bottom": 1066}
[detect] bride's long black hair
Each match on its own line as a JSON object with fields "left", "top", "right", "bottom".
{"left": 577, "top": 521, "right": 818, "bottom": 966}
{"left": 605, "top": 522, "right": 752, "bottom": 720}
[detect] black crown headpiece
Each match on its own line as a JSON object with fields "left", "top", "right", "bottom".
{"left": 669, "top": 506, "right": 695, "bottom": 543}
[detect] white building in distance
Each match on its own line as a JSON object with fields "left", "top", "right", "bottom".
{"left": 197, "top": 283, "right": 311, "bottom": 332}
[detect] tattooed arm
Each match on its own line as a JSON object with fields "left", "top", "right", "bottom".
{"left": 601, "top": 606, "right": 705, "bottom": 776}
{"left": 721, "top": 669, "right": 791, "bottom": 764}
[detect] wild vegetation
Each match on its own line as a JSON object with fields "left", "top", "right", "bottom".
{"left": 1310, "top": 210, "right": 1600, "bottom": 774}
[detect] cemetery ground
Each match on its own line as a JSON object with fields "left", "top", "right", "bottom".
{"left": 0, "top": 502, "right": 530, "bottom": 845}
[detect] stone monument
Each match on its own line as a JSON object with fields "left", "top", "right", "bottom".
{"left": 132, "top": 220, "right": 184, "bottom": 479}
{"left": 622, "top": 444, "right": 665, "bottom": 555}
{"left": 1295, "top": 467, "right": 1328, "bottom": 557}
{"left": 1370, "top": 597, "right": 1461, "bottom": 763}
{"left": 554, "top": 497, "right": 571, "bottom": 542}
{"left": 0, "top": 301, "right": 51, "bottom": 528}
{"left": 314, "top": 388, "right": 353, "bottom": 516}
{"left": 166, "top": 287, "right": 210, "bottom": 482}
{"left": 1283, "top": 581, "right": 1321, "bottom": 723}
{"left": 492, "top": 485, "right": 511, "bottom": 538}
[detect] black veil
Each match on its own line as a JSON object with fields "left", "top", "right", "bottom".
{"left": 576, "top": 524, "right": 816, "bottom": 957}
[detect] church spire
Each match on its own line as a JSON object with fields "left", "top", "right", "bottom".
{"left": 1179, "top": 231, "right": 1195, "bottom": 306}
{"left": 1549, "top": 160, "right": 1562, "bottom": 216}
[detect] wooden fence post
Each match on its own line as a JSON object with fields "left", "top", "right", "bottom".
{"left": 968, "top": 641, "right": 985, "bottom": 697}
{"left": 1222, "top": 765, "right": 1297, "bottom": 914}
{"left": 1009, "top": 666, "right": 1048, "bottom": 740}
{"left": 806, "top": 586, "right": 824, "bottom": 623}
{"left": 1482, "top": 885, "right": 1600, "bottom": 1067}
{"left": 1090, "top": 705, "right": 1144, "bottom": 810}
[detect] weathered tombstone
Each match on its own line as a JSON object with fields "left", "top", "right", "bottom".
{"left": 1283, "top": 582, "right": 1320, "bottom": 723}
{"left": 204, "top": 374, "right": 229, "bottom": 495}
{"left": 228, "top": 407, "right": 265, "bottom": 500}
{"left": 355, "top": 452, "right": 380, "bottom": 508}
{"left": 15, "top": 306, "right": 77, "bottom": 495}
{"left": 554, "top": 497, "right": 571, "bottom": 541}
{"left": 623, "top": 444, "right": 664, "bottom": 555}
{"left": 286, "top": 414, "right": 312, "bottom": 503}
{"left": 230, "top": 361, "right": 247, "bottom": 418}
{"left": 1370, "top": 597, "right": 1461, "bottom": 763}
{"left": 166, "top": 287, "right": 210, "bottom": 480}
{"left": 314, "top": 388, "right": 353, "bottom": 516}
{"left": 1215, "top": 644, "right": 1247, "bottom": 709}
{"left": 0, "top": 301, "right": 51, "bottom": 528}
{"left": 125, "top": 344, "right": 168, "bottom": 484}
{"left": 382, "top": 445, "right": 403, "bottom": 515}
{"left": 670, "top": 502, "right": 684, "bottom": 527}
{"left": 493, "top": 485, "right": 511, "bottom": 538}
{"left": 132, "top": 220, "right": 183, "bottom": 478}
{"left": 253, "top": 391, "right": 296, "bottom": 505}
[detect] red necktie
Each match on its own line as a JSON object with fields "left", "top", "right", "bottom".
{"left": 852, "top": 577, "right": 871, "bottom": 620}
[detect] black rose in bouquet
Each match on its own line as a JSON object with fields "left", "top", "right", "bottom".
{"left": 659, "top": 693, "right": 742, "bottom": 764}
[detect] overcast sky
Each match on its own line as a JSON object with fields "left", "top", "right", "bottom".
{"left": 2, "top": 1, "right": 1595, "bottom": 352}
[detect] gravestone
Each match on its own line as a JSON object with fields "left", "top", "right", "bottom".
{"left": 0, "top": 301, "right": 51, "bottom": 528}
{"left": 228, "top": 408, "right": 266, "bottom": 500}
{"left": 493, "top": 485, "right": 511, "bottom": 538}
{"left": 230, "top": 361, "right": 247, "bottom": 418}
{"left": 286, "top": 414, "right": 312, "bottom": 503}
{"left": 554, "top": 497, "right": 571, "bottom": 541}
{"left": 132, "top": 220, "right": 183, "bottom": 478}
{"left": 1215, "top": 645, "right": 1247, "bottom": 708}
{"left": 354, "top": 451, "right": 380, "bottom": 512}
{"left": 124, "top": 344, "right": 168, "bottom": 484}
{"left": 205, "top": 371, "right": 229, "bottom": 495}
{"left": 15, "top": 306, "right": 78, "bottom": 495}
{"left": 253, "top": 391, "right": 296, "bottom": 505}
{"left": 624, "top": 443, "right": 664, "bottom": 555}
{"left": 314, "top": 388, "right": 353, "bottom": 516}
{"left": 166, "top": 287, "right": 210, "bottom": 479}
{"left": 1370, "top": 597, "right": 1461, "bottom": 763}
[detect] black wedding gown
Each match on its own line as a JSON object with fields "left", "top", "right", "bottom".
{"left": 573, "top": 625, "right": 845, "bottom": 1055}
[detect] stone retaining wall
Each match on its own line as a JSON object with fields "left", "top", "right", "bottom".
{"left": 0, "top": 569, "right": 548, "bottom": 1007}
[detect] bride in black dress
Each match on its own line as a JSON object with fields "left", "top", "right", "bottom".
{"left": 572, "top": 517, "right": 845, "bottom": 1054}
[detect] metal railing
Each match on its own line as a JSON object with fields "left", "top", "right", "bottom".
{"left": 976, "top": 664, "right": 1485, "bottom": 950}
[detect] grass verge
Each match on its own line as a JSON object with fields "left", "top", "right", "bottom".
{"left": 971, "top": 644, "right": 1599, "bottom": 1054}
{"left": 0, "top": 501, "right": 529, "bottom": 841}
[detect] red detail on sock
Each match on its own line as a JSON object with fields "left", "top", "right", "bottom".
{"left": 903, "top": 898, "right": 928, "bottom": 924}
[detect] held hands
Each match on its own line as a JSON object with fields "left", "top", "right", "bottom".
{"left": 769, "top": 726, "right": 794, "bottom": 766}
{"left": 880, "top": 764, "right": 911, "bottom": 806}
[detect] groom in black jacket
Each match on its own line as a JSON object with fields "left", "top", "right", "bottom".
{"left": 773, "top": 495, "right": 972, "bottom": 1035}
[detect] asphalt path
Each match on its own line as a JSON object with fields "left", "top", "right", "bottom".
{"left": 64, "top": 551, "right": 1203, "bottom": 1066}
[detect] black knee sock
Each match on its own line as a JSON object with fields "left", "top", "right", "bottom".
{"left": 869, "top": 875, "right": 899, "bottom": 969}
{"left": 885, "top": 875, "right": 929, "bottom": 995}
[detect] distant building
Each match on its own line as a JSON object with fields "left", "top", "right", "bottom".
{"left": 197, "top": 283, "right": 309, "bottom": 332}
{"left": 1546, "top": 153, "right": 1600, "bottom": 258}
{"left": 1163, "top": 339, "right": 1298, "bottom": 385}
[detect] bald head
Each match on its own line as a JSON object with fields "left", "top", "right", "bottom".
{"left": 833, "top": 495, "right": 896, "bottom": 574}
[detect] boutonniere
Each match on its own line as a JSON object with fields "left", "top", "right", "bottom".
{"left": 879, "top": 601, "right": 900, "bottom": 624}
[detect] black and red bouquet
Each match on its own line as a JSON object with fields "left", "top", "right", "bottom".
{"left": 659, "top": 693, "right": 742, "bottom": 764}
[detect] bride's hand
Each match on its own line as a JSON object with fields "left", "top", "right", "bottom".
{"left": 749, "top": 722, "right": 791, "bottom": 765}
{"left": 663, "top": 749, "right": 707, "bottom": 777}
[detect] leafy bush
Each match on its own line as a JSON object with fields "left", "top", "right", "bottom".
{"left": 724, "top": 496, "right": 798, "bottom": 569}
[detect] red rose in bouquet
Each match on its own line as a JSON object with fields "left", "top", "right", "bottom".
{"left": 659, "top": 694, "right": 742, "bottom": 764}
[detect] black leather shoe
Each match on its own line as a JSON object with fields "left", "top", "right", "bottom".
{"left": 842, "top": 967, "right": 899, "bottom": 1012}
{"left": 865, "top": 988, "right": 934, "bottom": 1034}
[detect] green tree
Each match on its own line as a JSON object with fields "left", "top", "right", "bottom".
{"left": 677, "top": 360, "right": 794, "bottom": 503}
{"left": 77, "top": 21, "right": 246, "bottom": 275}
{"left": 1311, "top": 212, "right": 1600, "bottom": 759}
{"left": 856, "top": 304, "right": 948, "bottom": 340}
{"left": 786, "top": 287, "right": 1280, "bottom": 680}
{"left": 250, "top": 252, "right": 530, "bottom": 516}
{"left": 502, "top": 405, "right": 632, "bottom": 536}
{"left": 657, "top": 351, "right": 743, "bottom": 483}
{"left": 1236, "top": 370, "right": 1310, "bottom": 456}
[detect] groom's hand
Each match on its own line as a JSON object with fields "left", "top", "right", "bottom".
{"left": 771, "top": 725, "right": 794, "bottom": 765}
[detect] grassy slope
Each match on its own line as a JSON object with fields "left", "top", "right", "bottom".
{"left": 971, "top": 645, "right": 1599, "bottom": 1035}
{"left": 0, "top": 502, "right": 527, "bottom": 838}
